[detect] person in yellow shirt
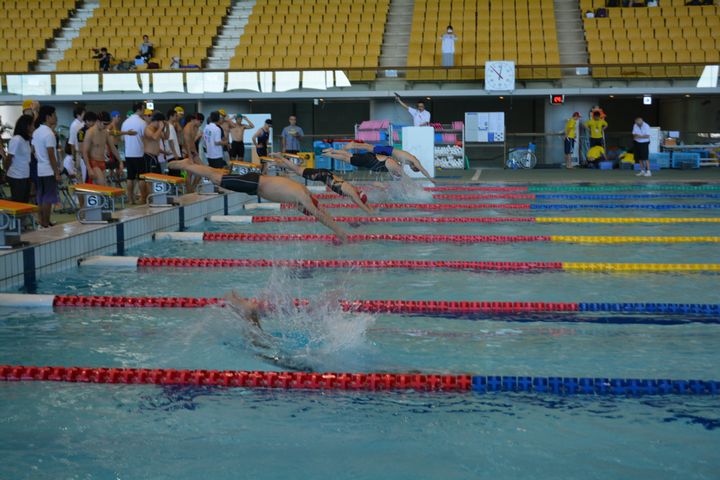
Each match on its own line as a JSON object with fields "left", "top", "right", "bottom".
{"left": 584, "top": 110, "right": 608, "bottom": 148}
{"left": 563, "top": 112, "right": 581, "bottom": 169}
{"left": 586, "top": 145, "right": 606, "bottom": 168}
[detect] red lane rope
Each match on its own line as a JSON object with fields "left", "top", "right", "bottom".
{"left": 433, "top": 193, "right": 536, "bottom": 200}
{"left": 0, "top": 365, "right": 472, "bottom": 391}
{"left": 136, "top": 258, "right": 563, "bottom": 271}
{"left": 250, "top": 216, "right": 536, "bottom": 224}
{"left": 425, "top": 186, "right": 529, "bottom": 192}
{"left": 52, "top": 295, "right": 580, "bottom": 314}
{"left": 201, "top": 232, "right": 551, "bottom": 244}
{"left": 282, "top": 203, "right": 532, "bottom": 210}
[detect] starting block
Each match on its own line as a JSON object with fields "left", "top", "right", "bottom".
{"left": 0, "top": 200, "right": 38, "bottom": 249}
{"left": 72, "top": 183, "right": 125, "bottom": 224}
{"left": 141, "top": 173, "right": 186, "bottom": 207}
{"left": 230, "top": 160, "right": 263, "bottom": 175}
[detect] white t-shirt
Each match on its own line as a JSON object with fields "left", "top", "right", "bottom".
{"left": 32, "top": 124, "right": 58, "bottom": 177}
{"left": 121, "top": 113, "right": 146, "bottom": 158}
{"left": 68, "top": 118, "right": 84, "bottom": 148}
{"left": 7, "top": 135, "right": 32, "bottom": 179}
{"left": 632, "top": 122, "right": 651, "bottom": 143}
{"left": 167, "top": 124, "right": 181, "bottom": 159}
{"left": 63, "top": 153, "right": 87, "bottom": 181}
{"left": 204, "top": 123, "right": 224, "bottom": 159}
{"left": 441, "top": 34, "right": 457, "bottom": 53}
{"left": 407, "top": 107, "right": 431, "bottom": 126}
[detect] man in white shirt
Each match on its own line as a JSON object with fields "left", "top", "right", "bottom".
{"left": 32, "top": 105, "right": 60, "bottom": 228}
{"left": 67, "top": 105, "right": 85, "bottom": 172}
{"left": 632, "top": 117, "right": 652, "bottom": 177}
{"left": 441, "top": 25, "right": 457, "bottom": 67}
{"left": 121, "top": 102, "right": 147, "bottom": 204}
{"left": 395, "top": 95, "right": 431, "bottom": 126}
{"left": 203, "top": 111, "right": 228, "bottom": 169}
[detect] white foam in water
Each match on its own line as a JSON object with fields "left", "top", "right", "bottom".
{"left": 367, "top": 177, "right": 433, "bottom": 203}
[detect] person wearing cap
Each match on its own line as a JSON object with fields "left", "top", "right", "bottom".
{"left": 172, "top": 106, "right": 185, "bottom": 153}
{"left": 252, "top": 119, "right": 272, "bottom": 158}
{"left": 563, "top": 112, "right": 581, "bottom": 169}
{"left": 228, "top": 114, "right": 254, "bottom": 161}
{"left": 203, "top": 111, "right": 228, "bottom": 169}
{"left": 121, "top": 102, "right": 148, "bottom": 204}
{"left": 22, "top": 100, "right": 39, "bottom": 119}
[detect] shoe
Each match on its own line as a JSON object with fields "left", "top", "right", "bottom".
{"left": 635, "top": 170, "right": 646, "bottom": 176}
{"left": 644, "top": 170, "right": 652, "bottom": 177}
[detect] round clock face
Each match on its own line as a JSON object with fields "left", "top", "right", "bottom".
{"left": 485, "top": 61, "right": 515, "bottom": 91}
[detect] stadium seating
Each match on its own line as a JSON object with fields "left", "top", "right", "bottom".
{"left": 581, "top": 0, "right": 720, "bottom": 78}
{"left": 0, "top": 0, "right": 77, "bottom": 73}
{"left": 228, "top": 0, "right": 390, "bottom": 81}
{"left": 55, "top": 0, "right": 231, "bottom": 71}
{"left": 407, "top": 0, "right": 561, "bottom": 81}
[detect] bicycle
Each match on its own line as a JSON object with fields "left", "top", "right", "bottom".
{"left": 506, "top": 142, "right": 537, "bottom": 169}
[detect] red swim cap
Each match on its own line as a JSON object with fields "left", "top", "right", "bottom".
{"left": 360, "top": 192, "right": 368, "bottom": 204}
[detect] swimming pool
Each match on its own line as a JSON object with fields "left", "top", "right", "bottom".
{"left": 1, "top": 182, "right": 719, "bottom": 479}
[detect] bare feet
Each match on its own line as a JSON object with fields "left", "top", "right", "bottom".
{"left": 168, "top": 158, "right": 192, "bottom": 171}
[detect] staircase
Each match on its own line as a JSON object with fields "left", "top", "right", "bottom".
{"left": 35, "top": 1, "right": 99, "bottom": 72}
{"left": 553, "top": 0, "right": 589, "bottom": 75}
{"left": 205, "top": 0, "right": 255, "bottom": 70}
{"left": 379, "top": 0, "right": 415, "bottom": 68}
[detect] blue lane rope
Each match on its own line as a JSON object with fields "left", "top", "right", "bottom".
{"left": 578, "top": 303, "right": 720, "bottom": 315}
{"left": 530, "top": 204, "right": 720, "bottom": 210}
{"left": 471, "top": 376, "right": 719, "bottom": 395}
{"left": 536, "top": 194, "right": 720, "bottom": 200}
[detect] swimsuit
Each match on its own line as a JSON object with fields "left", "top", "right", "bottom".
{"left": 219, "top": 172, "right": 260, "bottom": 196}
{"left": 350, "top": 152, "right": 388, "bottom": 173}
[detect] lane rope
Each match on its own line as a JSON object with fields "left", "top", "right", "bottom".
{"left": 268, "top": 203, "right": 720, "bottom": 211}
{"left": 228, "top": 216, "right": 720, "bottom": 224}
{"left": 433, "top": 193, "right": 720, "bottom": 200}
{"left": 1, "top": 365, "right": 717, "bottom": 395}
{"left": 425, "top": 185, "right": 720, "bottom": 192}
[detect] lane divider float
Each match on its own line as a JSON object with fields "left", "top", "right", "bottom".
{"left": 243, "top": 202, "right": 720, "bottom": 211}
{"left": 433, "top": 193, "right": 720, "bottom": 200}
{"left": 425, "top": 185, "right": 720, "bottom": 192}
{"left": 1, "top": 365, "right": 717, "bottom": 395}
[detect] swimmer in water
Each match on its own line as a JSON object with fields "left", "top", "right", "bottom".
{"left": 321, "top": 147, "right": 407, "bottom": 179}
{"left": 268, "top": 153, "right": 377, "bottom": 215}
{"left": 224, "top": 291, "right": 313, "bottom": 372}
{"left": 167, "top": 158, "right": 348, "bottom": 243}
{"left": 342, "top": 142, "right": 436, "bottom": 184}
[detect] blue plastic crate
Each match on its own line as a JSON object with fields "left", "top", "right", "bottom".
{"left": 599, "top": 161, "right": 613, "bottom": 170}
{"left": 649, "top": 152, "right": 671, "bottom": 169}
{"left": 313, "top": 141, "right": 331, "bottom": 156}
{"left": 333, "top": 160, "right": 356, "bottom": 172}
{"left": 314, "top": 155, "right": 333, "bottom": 169}
{"left": 671, "top": 152, "right": 701, "bottom": 169}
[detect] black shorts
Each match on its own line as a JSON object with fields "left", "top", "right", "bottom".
{"left": 634, "top": 141, "right": 649, "bottom": 161}
{"left": 351, "top": 152, "right": 387, "bottom": 172}
{"left": 229, "top": 141, "right": 245, "bottom": 159}
{"left": 208, "top": 157, "right": 227, "bottom": 169}
{"left": 36, "top": 175, "right": 59, "bottom": 205}
{"left": 8, "top": 176, "right": 32, "bottom": 203}
{"left": 125, "top": 157, "right": 148, "bottom": 180}
{"left": 589, "top": 137, "right": 603, "bottom": 148}
{"left": 256, "top": 146, "right": 268, "bottom": 158}
{"left": 564, "top": 137, "right": 575, "bottom": 155}
{"left": 144, "top": 153, "right": 161, "bottom": 174}
{"left": 220, "top": 172, "right": 260, "bottom": 196}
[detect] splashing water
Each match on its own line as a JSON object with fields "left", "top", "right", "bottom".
{"left": 368, "top": 175, "right": 433, "bottom": 203}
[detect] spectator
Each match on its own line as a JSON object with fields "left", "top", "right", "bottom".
{"left": 563, "top": 112, "right": 581, "bottom": 169}
{"left": 252, "top": 119, "right": 272, "bottom": 158}
{"left": 3, "top": 114, "right": 34, "bottom": 203}
{"left": 441, "top": 25, "right": 457, "bottom": 67}
{"left": 229, "top": 114, "right": 254, "bottom": 160}
{"left": 585, "top": 145, "right": 606, "bottom": 168}
{"left": 281, "top": 115, "right": 304, "bottom": 154}
{"left": 204, "top": 111, "right": 228, "bottom": 169}
{"left": 584, "top": 110, "right": 607, "bottom": 148}
{"left": 121, "top": 102, "right": 148, "bottom": 204}
{"left": 395, "top": 95, "right": 431, "bottom": 126}
{"left": 32, "top": 106, "right": 60, "bottom": 228}
{"left": 585, "top": 9, "right": 595, "bottom": 17}
{"left": 92, "top": 48, "right": 112, "bottom": 71}
{"left": 632, "top": 117, "right": 652, "bottom": 177}
{"left": 139, "top": 35, "right": 154, "bottom": 62}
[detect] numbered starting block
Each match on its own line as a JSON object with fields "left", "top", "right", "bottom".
{"left": 72, "top": 183, "right": 125, "bottom": 224}
{"left": 141, "top": 173, "right": 186, "bottom": 207}
{"left": 0, "top": 200, "right": 38, "bottom": 249}
{"left": 230, "top": 160, "right": 263, "bottom": 175}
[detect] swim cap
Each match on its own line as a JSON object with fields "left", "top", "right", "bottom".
{"left": 111, "top": 111, "right": 120, "bottom": 117}
{"left": 143, "top": 108, "right": 153, "bottom": 116}
{"left": 360, "top": 192, "right": 368, "bottom": 204}
{"left": 218, "top": 109, "right": 226, "bottom": 117}
{"left": 174, "top": 106, "right": 185, "bottom": 115}
{"left": 22, "top": 99, "right": 33, "bottom": 109}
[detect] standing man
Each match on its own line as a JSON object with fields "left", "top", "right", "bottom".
{"left": 143, "top": 112, "right": 168, "bottom": 174}
{"left": 32, "top": 106, "right": 60, "bottom": 228}
{"left": 441, "top": 25, "right": 457, "bottom": 67}
{"left": 121, "top": 102, "right": 147, "bottom": 204}
{"left": 163, "top": 108, "right": 183, "bottom": 175}
{"left": 563, "top": 112, "right": 581, "bottom": 169}
{"left": 281, "top": 115, "right": 304, "bottom": 154}
{"left": 584, "top": 109, "right": 607, "bottom": 148}
{"left": 252, "top": 119, "right": 272, "bottom": 158}
{"left": 632, "top": 117, "right": 652, "bottom": 177}
{"left": 203, "top": 111, "right": 228, "bottom": 169}
{"left": 395, "top": 95, "right": 431, "bottom": 126}
{"left": 82, "top": 111, "right": 123, "bottom": 186}
{"left": 229, "top": 114, "right": 254, "bottom": 160}
{"left": 183, "top": 113, "right": 203, "bottom": 162}
{"left": 67, "top": 105, "right": 85, "bottom": 173}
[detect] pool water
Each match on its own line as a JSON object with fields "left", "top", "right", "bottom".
{"left": 1, "top": 183, "right": 719, "bottom": 479}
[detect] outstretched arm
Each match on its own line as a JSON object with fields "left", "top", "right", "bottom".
{"left": 405, "top": 156, "right": 436, "bottom": 184}
{"left": 395, "top": 94, "right": 409, "bottom": 110}
{"left": 343, "top": 142, "right": 373, "bottom": 151}
{"left": 321, "top": 148, "right": 352, "bottom": 163}
{"left": 271, "top": 153, "right": 305, "bottom": 176}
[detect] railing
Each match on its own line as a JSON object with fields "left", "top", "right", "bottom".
{"left": 0, "top": 63, "right": 715, "bottom": 96}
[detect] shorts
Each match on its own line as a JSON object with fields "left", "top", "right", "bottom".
{"left": 208, "top": 157, "right": 227, "bottom": 169}
{"left": 633, "top": 141, "right": 649, "bottom": 161}
{"left": 589, "top": 137, "right": 603, "bottom": 148}
{"left": 125, "top": 156, "right": 149, "bottom": 180}
{"left": 256, "top": 146, "right": 268, "bottom": 158}
{"left": 8, "top": 176, "right": 32, "bottom": 203}
{"left": 373, "top": 145, "right": 394, "bottom": 156}
{"left": 106, "top": 153, "right": 120, "bottom": 170}
{"left": 36, "top": 175, "right": 59, "bottom": 205}
{"left": 564, "top": 137, "right": 575, "bottom": 155}
{"left": 89, "top": 159, "right": 106, "bottom": 171}
{"left": 219, "top": 172, "right": 260, "bottom": 195}
{"left": 144, "top": 153, "right": 161, "bottom": 174}
{"left": 229, "top": 141, "right": 245, "bottom": 159}
{"left": 351, "top": 152, "right": 388, "bottom": 172}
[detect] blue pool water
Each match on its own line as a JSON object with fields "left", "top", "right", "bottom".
{"left": 1, "top": 183, "right": 719, "bottom": 479}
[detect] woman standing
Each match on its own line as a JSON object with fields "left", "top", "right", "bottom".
{"left": 3, "top": 114, "right": 35, "bottom": 203}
